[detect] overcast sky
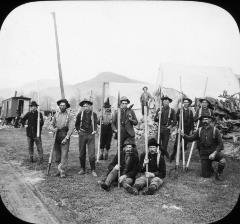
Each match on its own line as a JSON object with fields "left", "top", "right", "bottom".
{"left": 0, "top": 1, "right": 240, "bottom": 89}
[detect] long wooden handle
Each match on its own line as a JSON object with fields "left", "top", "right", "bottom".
{"left": 96, "top": 116, "right": 102, "bottom": 162}
{"left": 117, "top": 107, "right": 121, "bottom": 188}
{"left": 144, "top": 106, "right": 149, "bottom": 187}
{"left": 47, "top": 132, "right": 57, "bottom": 175}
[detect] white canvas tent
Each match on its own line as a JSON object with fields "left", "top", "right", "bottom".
{"left": 158, "top": 63, "right": 240, "bottom": 100}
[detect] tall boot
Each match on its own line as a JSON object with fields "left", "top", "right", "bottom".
{"left": 215, "top": 163, "right": 225, "bottom": 181}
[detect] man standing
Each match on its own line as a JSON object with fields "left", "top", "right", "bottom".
{"left": 170, "top": 97, "right": 194, "bottom": 162}
{"left": 21, "top": 101, "right": 44, "bottom": 164}
{"left": 75, "top": 98, "right": 98, "bottom": 177}
{"left": 49, "top": 99, "right": 75, "bottom": 178}
{"left": 181, "top": 115, "right": 226, "bottom": 181}
{"left": 99, "top": 139, "right": 139, "bottom": 193}
{"left": 194, "top": 98, "right": 214, "bottom": 124}
{"left": 154, "top": 96, "right": 177, "bottom": 159}
{"left": 98, "top": 99, "right": 113, "bottom": 160}
{"left": 112, "top": 96, "right": 138, "bottom": 151}
{"left": 128, "top": 138, "right": 166, "bottom": 195}
{"left": 140, "top": 86, "right": 152, "bottom": 117}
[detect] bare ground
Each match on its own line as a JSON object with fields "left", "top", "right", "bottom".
{"left": 0, "top": 127, "right": 240, "bottom": 224}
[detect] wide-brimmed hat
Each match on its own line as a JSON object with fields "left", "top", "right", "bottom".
{"left": 142, "top": 86, "right": 148, "bottom": 90}
{"left": 183, "top": 97, "right": 192, "bottom": 105}
{"left": 148, "top": 138, "right": 159, "bottom": 147}
{"left": 120, "top": 96, "right": 130, "bottom": 104}
{"left": 79, "top": 98, "right": 93, "bottom": 107}
{"left": 30, "top": 101, "right": 39, "bottom": 107}
{"left": 122, "top": 139, "right": 136, "bottom": 147}
{"left": 161, "top": 95, "right": 172, "bottom": 103}
{"left": 57, "top": 99, "right": 70, "bottom": 108}
{"left": 198, "top": 115, "right": 214, "bottom": 121}
{"left": 199, "top": 98, "right": 211, "bottom": 105}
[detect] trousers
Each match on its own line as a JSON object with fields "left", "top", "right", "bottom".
{"left": 27, "top": 136, "right": 43, "bottom": 159}
{"left": 79, "top": 132, "right": 96, "bottom": 170}
{"left": 54, "top": 139, "right": 70, "bottom": 174}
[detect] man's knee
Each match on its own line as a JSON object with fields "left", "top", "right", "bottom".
{"left": 150, "top": 177, "right": 163, "bottom": 188}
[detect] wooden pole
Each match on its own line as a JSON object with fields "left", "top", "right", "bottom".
{"left": 37, "top": 82, "right": 40, "bottom": 138}
{"left": 51, "top": 12, "right": 65, "bottom": 99}
{"left": 117, "top": 91, "right": 121, "bottom": 188}
{"left": 186, "top": 76, "right": 208, "bottom": 169}
{"left": 180, "top": 76, "right": 185, "bottom": 170}
{"left": 157, "top": 67, "right": 163, "bottom": 152}
{"left": 144, "top": 105, "right": 149, "bottom": 187}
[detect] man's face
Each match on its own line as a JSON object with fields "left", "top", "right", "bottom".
{"left": 124, "top": 144, "right": 133, "bottom": 153}
{"left": 83, "top": 103, "right": 90, "bottom": 111}
{"left": 59, "top": 103, "right": 67, "bottom": 112}
{"left": 202, "top": 117, "right": 210, "bottom": 126}
{"left": 143, "top": 88, "right": 147, "bottom": 92}
{"left": 31, "top": 106, "right": 37, "bottom": 112}
{"left": 163, "top": 99, "right": 169, "bottom": 107}
{"left": 121, "top": 101, "right": 128, "bottom": 109}
{"left": 105, "top": 108, "right": 111, "bottom": 113}
{"left": 149, "top": 145, "right": 157, "bottom": 154}
{"left": 183, "top": 100, "right": 189, "bottom": 108}
{"left": 201, "top": 100, "right": 208, "bottom": 108}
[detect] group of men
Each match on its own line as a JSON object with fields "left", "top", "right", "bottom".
{"left": 21, "top": 85, "right": 226, "bottom": 195}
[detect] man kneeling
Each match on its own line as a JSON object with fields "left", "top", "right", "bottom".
{"left": 99, "top": 139, "right": 139, "bottom": 193}
{"left": 128, "top": 138, "right": 166, "bottom": 195}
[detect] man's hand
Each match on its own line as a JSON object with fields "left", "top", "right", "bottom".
{"left": 113, "top": 129, "right": 117, "bottom": 134}
{"left": 145, "top": 172, "right": 155, "bottom": 178}
{"left": 209, "top": 151, "right": 217, "bottom": 160}
{"left": 114, "top": 164, "right": 120, "bottom": 171}
{"left": 180, "top": 130, "right": 184, "bottom": 136}
{"left": 91, "top": 131, "right": 97, "bottom": 135}
{"left": 118, "top": 175, "right": 127, "bottom": 183}
{"left": 144, "top": 158, "right": 149, "bottom": 165}
{"left": 61, "top": 137, "right": 68, "bottom": 145}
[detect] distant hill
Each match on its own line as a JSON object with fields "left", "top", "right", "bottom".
{"left": 0, "top": 72, "right": 147, "bottom": 109}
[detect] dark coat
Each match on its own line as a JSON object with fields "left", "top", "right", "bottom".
{"left": 112, "top": 108, "right": 138, "bottom": 137}
{"left": 176, "top": 108, "right": 194, "bottom": 133}
{"left": 108, "top": 151, "right": 139, "bottom": 179}
{"left": 183, "top": 125, "right": 223, "bottom": 159}
{"left": 139, "top": 152, "right": 166, "bottom": 179}
{"left": 154, "top": 106, "right": 177, "bottom": 130}
{"left": 21, "top": 111, "right": 44, "bottom": 138}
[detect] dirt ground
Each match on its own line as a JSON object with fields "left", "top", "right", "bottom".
{"left": 0, "top": 127, "right": 240, "bottom": 224}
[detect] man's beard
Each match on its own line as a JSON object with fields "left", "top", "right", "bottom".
{"left": 202, "top": 122, "right": 208, "bottom": 126}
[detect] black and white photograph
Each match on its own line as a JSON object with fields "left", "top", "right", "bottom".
{"left": 0, "top": 1, "right": 240, "bottom": 223}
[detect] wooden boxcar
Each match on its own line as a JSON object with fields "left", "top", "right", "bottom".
{"left": 0, "top": 96, "right": 31, "bottom": 124}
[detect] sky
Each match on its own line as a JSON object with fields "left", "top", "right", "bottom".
{"left": 0, "top": 1, "right": 240, "bottom": 89}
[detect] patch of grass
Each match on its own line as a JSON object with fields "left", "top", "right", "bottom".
{"left": 1, "top": 128, "right": 240, "bottom": 224}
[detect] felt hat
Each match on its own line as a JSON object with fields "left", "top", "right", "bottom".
{"left": 183, "top": 97, "right": 192, "bottom": 105}
{"left": 57, "top": 99, "right": 70, "bottom": 108}
{"left": 122, "top": 138, "right": 136, "bottom": 147}
{"left": 148, "top": 138, "right": 159, "bottom": 147}
{"left": 120, "top": 96, "right": 130, "bottom": 104}
{"left": 79, "top": 98, "right": 93, "bottom": 107}
{"left": 161, "top": 95, "right": 172, "bottom": 103}
{"left": 198, "top": 115, "right": 214, "bottom": 121}
{"left": 30, "top": 101, "right": 39, "bottom": 107}
{"left": 142, "top": 86, "right": 148, "bottom": 90}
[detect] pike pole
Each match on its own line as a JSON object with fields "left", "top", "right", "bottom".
{"left": 117, "top": 91, "right": 121, "bottom": 188}
{"left": 186, "top": 77, "right": 208, "bottom": 170}
{"left": 144, "top": 105, "right": 149, "bottom": 187}
{"left": 37, "top": 82, "right": 40, "bottom": 138}
{"left": 157, "top": 67, "right": 163, "bottom": 154}
{"left": 180, "top": 76, "right": 185, "bottom": 171}
{"left": 97, "top": 83, "right": 105, "bottom": 163}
